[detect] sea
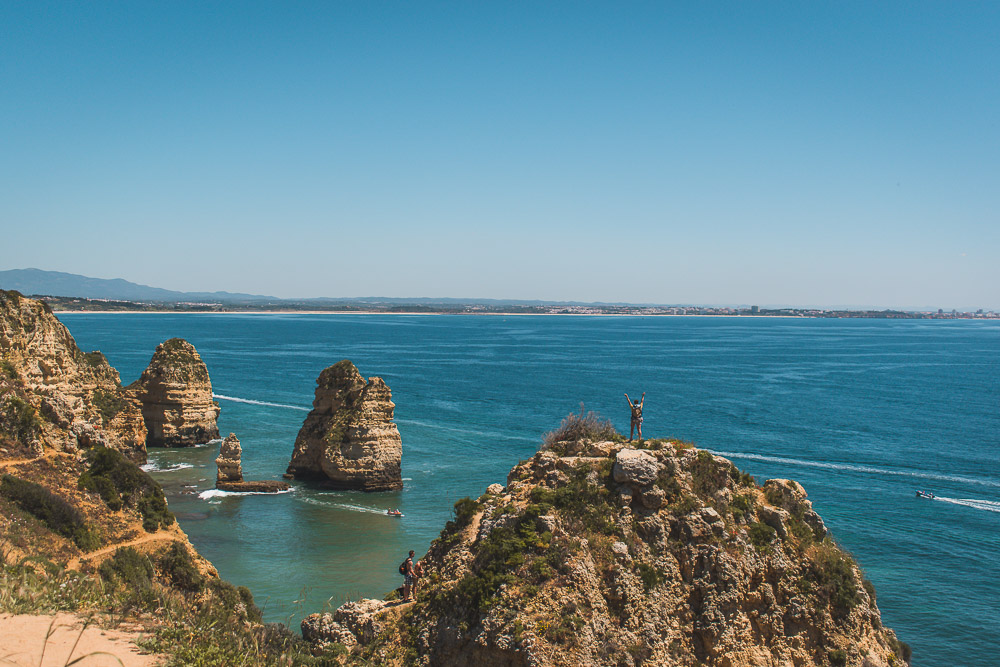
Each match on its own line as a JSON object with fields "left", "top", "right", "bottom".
{"left": 59, "top": 313, "right": 999, "bottom": 667}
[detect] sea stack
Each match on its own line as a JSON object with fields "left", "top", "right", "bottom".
{"left": 286, "top": 360, "right": 402, "bottom": 491}
{"left": 128, "top": 338, "right": 220, "bottom": 447}
{"left": 216, "top": 432, "right": 289, "bottom": 493}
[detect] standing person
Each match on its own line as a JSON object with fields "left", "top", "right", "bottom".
{"left": 402, "top": 550, "right": 416, "bottom": 601}
{"left": 412, "top": 559, "right": 425, "bottom": 597}
{"left": 625, "top": 392, "right": 645, "bottom": 441}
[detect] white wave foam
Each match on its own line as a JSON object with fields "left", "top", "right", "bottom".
{"left": 199, "top": 488, "right": 294, "bottom": 499}
{"left": 712, "top": 451, "right": 1000, "bottom": 489}
{"left": 296, "top": 496, "right": 390, "bottom": 515}
{"left": 934, "top": 497, "right": 1000, "bottom": 513}
{"left": 141, "top": 463, "right": 194, "bottom": 472}
{"left": 213, "top": 393, "right": 310, "bottom": 412}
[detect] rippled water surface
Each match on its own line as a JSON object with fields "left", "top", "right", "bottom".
{"left": 62, "top": 313, "right": 999, "bottom": 667}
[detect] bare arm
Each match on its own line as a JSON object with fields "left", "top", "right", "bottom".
{"left": 624, "top": 392, "right": 631, "bottom": 406}
{"left": 639, "top": 392, "right": 645, "bottom": 408}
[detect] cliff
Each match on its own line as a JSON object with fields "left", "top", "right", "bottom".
{"left": 0, "top": 290, "right": 146, "bottom": 461}
{"left": 128, "top": 338, "right": 220, "bottom": 447}
{"left": 215, "top": 432, "right": 290, "bottom": 493}
{"left": 286, "top": 360, "right": 403, "bottom": 491}
{"left": 0, "top": 292, "right": 322, "bottom": 665}
{"left": 304, "top": 435, "right": 909, "bottom": 666}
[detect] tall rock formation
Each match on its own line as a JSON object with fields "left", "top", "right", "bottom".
{"left": 215, "top": 432, "right": 289, "bottom": 493}
{"left": 0, "top": 290, "right": 146, "bottom": 461}
{"left": 286, "top": 360, "right": 402, "bottom": 491}
{"left": 304, "top": 436, "right": 910, "bottom": 666}
{"left": 128, "top": 338, "right": 220, "bottom": 447}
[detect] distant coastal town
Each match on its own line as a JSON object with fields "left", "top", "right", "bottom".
{"left": 39, "top": 295, "right": 1000, "bottom": 319}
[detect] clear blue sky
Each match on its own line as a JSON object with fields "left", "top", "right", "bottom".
{"left": 2, "top": 2, "right": 997, "bottom": 309}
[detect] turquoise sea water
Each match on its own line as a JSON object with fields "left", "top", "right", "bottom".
{"left": 61, "top": 313, "right": 999, "bottom": 667}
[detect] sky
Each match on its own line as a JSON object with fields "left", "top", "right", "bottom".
{"left": 1, "top": 2, "right": 997, "bottom": 309}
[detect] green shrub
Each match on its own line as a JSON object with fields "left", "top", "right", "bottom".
{"left": 731, "top": 493, "right": 755, "bottom": 517}
{"left": 543, "top": 404, "right": 620, "bottom": 446}
{"left": 1, "top": 396, "right": 41, "bottom": 445}
{"left": 637, "top": 562, "right": 665, "bottom": 592}
{"left": 453, "top": 497, "right": 481, "bottom": 528}
{"left": 863, "top": 577, "right": 877, "bottom": 601}
{"left": 0, "top": 474, "right": 100, "bottom": 550}
{"left": 747, "top": 522, "right": 776, "bottom": 549}
{"left": 157, "top": 542, "right": 204, "bottom": 592}
{"left": 91, "top": 389, "right": 128, "bottom": 423}
{"left": 99, "top": 547, "right": 154, "bottom": 591}
{"left": 828, "top": 648, "right": 848, "bottom": 666}
{"left": 808, "top": 540, "right": 861, "bottom": 617}
{"left": 691, "top": 450, "right": 719, "bottom": 496}
{"left": 0, "top": 359, "right": 17, "bottom": 380}
{"left": 82, "top": 351, "right": 109, "bottom": 368}
{"left": 78, "top": 446, "right": 174, "bottom": 532}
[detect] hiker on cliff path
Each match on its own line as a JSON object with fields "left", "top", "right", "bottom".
{"left": 402, "top": 550, "right": 416, "bottom": 602}
{"left": 625, "top": 392, "right": 645, "bottom": 441}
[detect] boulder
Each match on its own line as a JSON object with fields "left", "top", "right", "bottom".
{"left": 486, "top": 483, "right": 504, "bottom": 495}
{"left": 333, "top": 598, "right": 389, "bottom": 644}
{"left": 612, "top": 449, "right": 659, "bottom": 487}
{"left": 301, "top": 613, "right": 358, "bottom": 648}
{"left": 764, "top": 478, "right": 827, "bottom": 539}
{"left": 128, "top": 339, "right": 220, "bottom": 447}
{"left": 759, "top": 505, "right": 791, "bottom": 540}
{"left": 286, "top": 360, "right": 402, "bottom": 491}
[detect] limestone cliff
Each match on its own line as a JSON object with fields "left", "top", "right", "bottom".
{"left": 286, "top": 360, "right": 402, "bottom": 491}
{"left": 128, "top": 338, "right": 220, "bottom": 447}
{"left": 305, "top": 437, "right": 909, "bottom": 666}
{"left": 0, "top": 290, "right": 146, "bottom": 461}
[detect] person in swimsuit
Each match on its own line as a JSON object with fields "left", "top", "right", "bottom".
{"left": 625, "top": 392, "right": 645, "bottom": 441}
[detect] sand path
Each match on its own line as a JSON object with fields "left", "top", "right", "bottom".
{"left": 0, "top": 613, "right": 161, "bottom": 666}
{"left": 66, "top": 532, "right": 178, "bottom": 571}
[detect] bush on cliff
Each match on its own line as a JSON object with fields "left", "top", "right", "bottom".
{"left": 78, "top": 446, "right": 174, "bottom": 531}
{"left": 157, "top": 542, "right": 205, "bottom": 592}
{"left": 0, "top": 474, "right": 100, "bottom": 550}
{"left": 91, "top": 388, "right": 128, "bottom": 423}
{"left": 543, "top": 404, "right": 621, "bottom": 447}
{"left": 99, "top": 546, "right": 155, "bottom": 592}
{"left": 808, "top": 539, "right": 861, "bottom": 617}
{"left": 0, "top": 395, "right": 42, "bottom": 446}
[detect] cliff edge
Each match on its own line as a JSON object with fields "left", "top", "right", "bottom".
{"left": 305, "top": 434, "right": 909, "bottom": 666}
{"left": 286, "top": 360, "right": 403, "bottom": 491}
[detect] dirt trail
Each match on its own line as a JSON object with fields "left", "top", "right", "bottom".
{"left": 0, "top": 612, "right": 161, "bottom": 666}
{"left": 67, "top": 532, "right": 179, "bottom": 571}
{"left": 0, "top": 457, "right": 43, "bottom": 470}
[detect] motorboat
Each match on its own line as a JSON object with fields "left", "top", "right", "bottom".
{"left": 915, "top": 490, "right": 935, "bottom": 499}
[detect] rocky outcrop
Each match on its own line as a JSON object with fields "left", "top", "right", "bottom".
{"left": 0, "top": 290, "right": 146, "bottom": 461}
{"left": 309, "top": 437, "right": 909, "bottom": 666}
{"left": 286, "top": 360, "right": 402, "bottom": 491}
{"left": 128, "top": 338, "right": 220, "bottom": 447}
{"left": 215, "top": 433, "right": 289, "bottom": 493}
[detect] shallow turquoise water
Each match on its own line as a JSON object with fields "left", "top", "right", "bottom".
{"left": 61, "top": 313, "right": 999, "bottom": 667}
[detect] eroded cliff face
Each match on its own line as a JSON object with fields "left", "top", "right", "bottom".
{"left": 128, "top": 338, "right": 220, "bottom": 447}
{"left": 0, "top": 290, "right": 146, "bottom": 461}
{"left": 286, "top": 360, "right": 402, "bottom": 491}
{"left": 305, "top": 438, "right": 908, "bottom": 667}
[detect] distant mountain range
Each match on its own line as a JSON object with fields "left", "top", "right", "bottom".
{"left": 0, "top": 268, "right": 639, "bottom": 307}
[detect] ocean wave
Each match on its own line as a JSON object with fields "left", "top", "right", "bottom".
{"left": 199, "top": 488, "right": 294, "bottom": 500}
{"left": 296, "top": 495, "right": 391, "bottom": 515}
{"left": 141, "top": 462, "right": 194, "bottom": 472}
{"left": 934, "top": 497, "right": 1000, "bottom": 513}
{"left": 711, "top": 451, "right": 1000, "bottom": 489}
{"left": 213, "top": 393, "right": 310, "bottom": 411}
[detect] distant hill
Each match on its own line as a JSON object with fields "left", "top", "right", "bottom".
{"left": 0, "top": 268, "right": 277, "bottom": 304}
{"left": 0, "top": 268, "right": 641, "bottom": 307}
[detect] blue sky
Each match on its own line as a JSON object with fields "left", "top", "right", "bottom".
{"left": 2, "top": 2, "right": 997, "bottom": 308}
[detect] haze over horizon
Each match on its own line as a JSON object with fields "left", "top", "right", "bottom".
{"left": 2, "top": 3, "right": 998, "bottom": 309}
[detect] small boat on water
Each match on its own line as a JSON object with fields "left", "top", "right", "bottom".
{"left": 915, "top": 490, "right": 935, "bottom": 499}
{"left": 386, "top": 509, "right": 404, "bottom": 517}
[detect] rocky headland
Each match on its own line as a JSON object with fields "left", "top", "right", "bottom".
{"left": 286, "top": 359, "right": 403, "bottom": 491}
{"left": 215, "top": 432, "right": 290, "bottom": 493}
{"left": 0, "top": 290, "right": 147, "bottom": 462}
{"left": 127, "top": 338, "right": 221, "bottom": 447}
{"left": 303, "top": 433, "right": 910, "bottom": 666}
